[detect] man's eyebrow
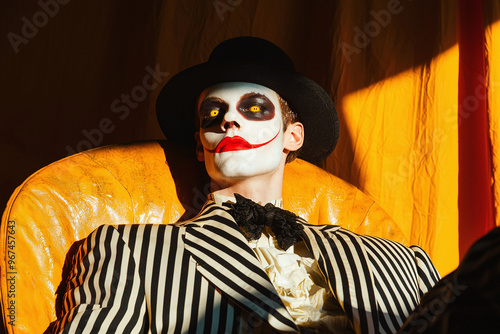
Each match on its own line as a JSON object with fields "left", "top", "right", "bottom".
{"left": 201, "top": 96, "right": 226, "bottom": 104}
{"left": 240, "top": 92, "right": 269, "bottom": 100}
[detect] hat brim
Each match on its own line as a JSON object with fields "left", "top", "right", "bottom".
{"left": 156, "top": 63, "right": 338, "bottom": 163}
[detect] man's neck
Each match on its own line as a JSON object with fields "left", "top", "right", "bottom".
{"left": 211, "top": 171, "right": 284, "bottom": 204}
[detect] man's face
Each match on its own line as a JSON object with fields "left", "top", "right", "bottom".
{"left": 196, "top": 82, "right": 286, "bottom": 181}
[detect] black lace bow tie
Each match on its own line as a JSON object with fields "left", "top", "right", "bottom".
{"left": 225, "top": 193, "right": 304, "bottom": 250}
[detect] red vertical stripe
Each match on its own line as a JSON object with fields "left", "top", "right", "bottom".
{"left": 458, "top": 0, "right": 495, "bottom": 259}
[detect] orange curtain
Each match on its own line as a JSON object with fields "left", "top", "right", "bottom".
{"left": 326, "top": 0, "right": 499, "bottom": 275}
{"left": 327, "top": 0, "right": 462, "bottom": 274}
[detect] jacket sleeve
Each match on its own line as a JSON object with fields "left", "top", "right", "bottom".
{"left": 409, "top": 245, "right": 441, "bottom": 296}
{"left": 302, "top": 225, "right": 440, "bottom": 334}
{"left": 53, "top": 224, "right": 147, "bottom": 333}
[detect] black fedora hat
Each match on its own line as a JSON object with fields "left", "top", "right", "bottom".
{"left": 156, "top": 36, "right": 338, "bottom": 163}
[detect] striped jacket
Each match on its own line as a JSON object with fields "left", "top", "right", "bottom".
{"left": 53, "top": 201, "right": 440, "bottom": 333}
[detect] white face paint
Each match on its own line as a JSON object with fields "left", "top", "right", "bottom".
{"left": 197, "top": 82, "right": 285, "bottom": 181}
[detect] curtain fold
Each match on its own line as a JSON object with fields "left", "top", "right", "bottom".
{"left": 486, "top": 2, "right": 500, "bottom": 232}
{"left": 457, "top": 0, "right": 495, "bottom": 259}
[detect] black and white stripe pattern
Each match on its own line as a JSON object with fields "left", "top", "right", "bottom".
{"left": 54, "top": 201, "right": 439, "bottom": 333}
{"left": 55, "top": 223, "right": 147, "bottom": 333}
{"left": 54, "top": 202, "right": 296, "bottom": 333}
{"left": 302, "top": 224, "right": 440, "bottom": 333}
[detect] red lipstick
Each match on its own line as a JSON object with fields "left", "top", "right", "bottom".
{"left": 206, "top": 131, "right": 280, "bottom": 153}
{"left": 215, "top": 136, "right": 252, "bottom": 153}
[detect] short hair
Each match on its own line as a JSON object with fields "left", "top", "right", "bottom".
{"left": 278, "top": 95, "right": 301, "bottom": 163}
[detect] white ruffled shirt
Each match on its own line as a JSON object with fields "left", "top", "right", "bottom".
{"left": 210, "top": 194, "right": 350, "bottom": 332}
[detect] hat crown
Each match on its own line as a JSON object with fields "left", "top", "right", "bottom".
{"left": 208, "top": 36, "right": 295, "bottom": 71}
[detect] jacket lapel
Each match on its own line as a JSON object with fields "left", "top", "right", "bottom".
{"left": 183, "top": 202, "right": 297, "bottom": 332}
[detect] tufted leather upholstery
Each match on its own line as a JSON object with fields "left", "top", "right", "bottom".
{"left": 0, "top": 140, "right": 405, "bottom": 333}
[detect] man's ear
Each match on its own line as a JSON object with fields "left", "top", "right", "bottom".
{"left": 284, "top": 122, "right": 304, "bottom": 151}
{"left": 194, "top": 131, "right": 205, "bottom": 161}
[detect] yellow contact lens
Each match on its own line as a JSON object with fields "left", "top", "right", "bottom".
{"left": 210, "top": 109, "right": 219, "bottom": 117}
{"left": 250, "top": 106, "right": 261, "bottom": 112}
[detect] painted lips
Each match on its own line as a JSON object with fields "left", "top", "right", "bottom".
{"left": 206, "top": 132, "right": 280, "bottom": 154}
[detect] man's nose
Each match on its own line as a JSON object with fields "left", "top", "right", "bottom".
{"left": 221, "top": 108, "right": 241, "bottom": 131}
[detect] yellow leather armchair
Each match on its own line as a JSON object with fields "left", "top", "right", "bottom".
{"left": 0, "top": 140, "right": 405, "bottom": 333}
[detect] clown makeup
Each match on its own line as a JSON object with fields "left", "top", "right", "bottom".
{"left": 199, "top": 93, "right": 276, "bottom": 129}
{"left": 197, "top": 82, "right": 286, "bottom": 181}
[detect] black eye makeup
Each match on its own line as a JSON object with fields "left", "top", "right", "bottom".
{"left": 198, "top": 92, "right": 276, "bottom": 128}
{"left": 237, "top": 93, "right": 275, "bottom": 121}
{"left": 199, "top": 97, "right": 227, "bottom": 129}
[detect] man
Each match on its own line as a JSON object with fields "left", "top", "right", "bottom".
{"left": 53, "top": 37, "right": 439, "bottom": 333}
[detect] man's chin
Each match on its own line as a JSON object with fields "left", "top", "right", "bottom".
{"left": 204, "top": 149, "right": 284, "bottom": 181}
{"left": 211, "top": 165, "right": 260, "bottom": 180}
{"left": 207, "top": 161, "right": 278, "bottom": 182}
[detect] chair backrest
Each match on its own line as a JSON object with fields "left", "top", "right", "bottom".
{"left": 0, "top": 140, "right": 404, "bottom": 333}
